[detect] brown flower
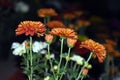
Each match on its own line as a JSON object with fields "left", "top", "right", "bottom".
{"left": 45, "top": 34, "right": 54, "bottom": 43}
{"left": 105, "top": 39, "right": 117, "bottom": 47}
{"left": 74, "top": 11, "right": 84, "bottom": 16}
{"left": 77, "top": 20, "right": 90, "bottom": 27}
{"left": 67, "top": 38, "right": 77, "bottom": 48}
{"left": 103, "top": 44, "right": 114, "bottom": 53}
{"left": 37, "top": 8, "right": 58, "bottom": 17}
{"left": 103, "top": 39, "right": 120, "bottom": 57}
{"left": 80, "top": 39, "right": 106, "bottom": 63}
{"left": 46, "top": 20, "right": 66, "bottom": 28}
{"left": 50, "top": 28, "right": 77, "bottom": 39}
{"left": 96, "top": 33, "right": 110, "bottom": 39}
{"left": 16, "top": 21, "right": 46, "bottom": 37}
{"left": 63, "top": 13, "right": 76, "bottom": 19}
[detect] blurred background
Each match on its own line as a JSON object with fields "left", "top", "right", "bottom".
{"left": 0, "top": 0, "right": 120, "bottom": 80}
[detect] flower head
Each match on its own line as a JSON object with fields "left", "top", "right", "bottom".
{"left": 63, "top": 13, "right": 76, "bottom": 19}
{"left": 45, "top": 34, "right": 54, "bottom": 44}
{"left": 74, "top": 11, "right": 84, "bottom": 16}
{"left": 80, "top": 39, "right": 106, "bottom": 63}
{"left": 32, "top": 41, "right": 48, "bottom": 53}
{"left": 16, "top": 21, "right": 46, "bottom": 37}
{"left": 71, "top": 55, "right": 84, "bottom": 65}
{"left": 46, "top": 20, "right": 66, "bottom": 28}
{"left": 50, "top": 28, "right": 77, "bottom": 39}
{"left": 37, "top": 8, "right": 58, "bottom": 17}
{"left": 77, "top": 20, "right": 90, "bottom": 27}
{"left": 11, "top": 41, "right": 26, "bottom": 56}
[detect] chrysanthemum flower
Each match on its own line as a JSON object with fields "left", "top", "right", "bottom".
{"left": 103, "top": 39, "right": 120, "bottom": 57}
{"left": 16, "top": 21, "right": 46, "bottom": 37}
{"left": 45, "top": 34, "right": 54, "bottom": 43}
{"left": 11, "top": 41, "right": 26, "bottom": 56}
{"left": 46, "top": 20, "right": 66, "bottom": 28}
{"left": 71, "top": 54, "right": 84, "bottom": 65}
{"left": 77, "top": 20, "right": 90, "bottom": 27}
{"left": 80, "top": 39, "right": 106, "bottom": 63}
{"left": 37, "top": 8, "right": 58, "bottom": 17}
{"left": 32, "top": 41, "right": 48, "bottom": 53}
{"left": 49, "top": 28, "right": 77, "bottom": 39}
{"left": 74, "top": 11, "right": 84, "bottom": 16}
{"left": 63, "top": 13, "right": 76, "bottom": 19}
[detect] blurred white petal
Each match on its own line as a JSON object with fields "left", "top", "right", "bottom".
{"left": 11, "top": 42, "right": 20, "bottom": 49}
{"left": 50, "top": 54, "right": 55, "bottom": 59}
{"left": 40, "top": 50, "right": 47, "bottom": 54}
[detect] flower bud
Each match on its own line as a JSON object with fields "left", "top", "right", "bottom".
{"left": 45, "top": 34, "right": 53, "bottom": 44}
{"left": 53, "top": 65, "right": 58, "bottom": 70}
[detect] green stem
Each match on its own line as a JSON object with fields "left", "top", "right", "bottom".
{"left": 27, "top": 49, "right": 30, "bottom": 80}
{"left": 47, "top": 44, "right": 56, "bottom": 79}
{"left": 44, "top": 16, "right": 50, "bottom": 24}
{"left": 73, "top": 63, "right": 78, "bottom": 71}
{"left": 59, "top": 47, "right": 71, "bottom": 80}
{"left": 45, "top": 59, "right": 48, "bottom": 74}
{"left": 105, "top": 53, "right": 110, "bottom": 80}
{"left": 47, "top": 16, "right": 50, "bottom": 22}
{"left": 44, "top": 17, "right": 47, "bottom": 24}
{"left": 30, "top": 36, "right": 33, "bottom": 80}
{"left": 80, "top": 76, "right": 84, "bottom": 80}
{"left": 56, "top": 38, "right": 65, "bottom": 80}
{"left": 76, "top": 52, "right": 93, "bottom": 80}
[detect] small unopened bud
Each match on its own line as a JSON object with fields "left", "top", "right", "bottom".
{"left": 67, "top": 38, "right": 77, "bottom": 48}
{"left": 66, "top": 56, "right": 71, "bottom": 61}
{"left": 53, "top": 65, "right": 58, "bottom": 70}
{"left": 82, "top": 68, "right": 88, "bottom": 75}
{"left": 44, "top": 76, "right": 50, "bottom": 80}
{"left": 45, "top": 34, "right": 53, "bottom": 44}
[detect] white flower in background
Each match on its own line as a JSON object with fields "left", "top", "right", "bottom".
{"left": 50, "top": 53, "right": 55, "bottom": 59}
{"left": 71, "top": 55, "right": 84, "bottom": 65}
{"left": 14, "top": 1, "right": 29, "bottom": 13}
{"left": 40, "top": 49, "right": 47, "bottom": 54}
{"left": 45, "top": 53, "right": 55, "bottom": 60}
{"left": 32, "top": 41, "right": 48, "bottom": 53}
{"left": 11, "top": 41, "right": 26, "bottom": 56}
{"left": 11, "top": 42, "right": 20, "bottom": 49}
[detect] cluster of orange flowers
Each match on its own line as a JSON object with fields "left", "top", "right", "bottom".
{"left": 15, "top": 19, "right": 106, "bottom": 63}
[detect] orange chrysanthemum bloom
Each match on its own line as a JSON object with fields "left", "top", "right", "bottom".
{"left": 16, "top": 21, "right": 46, "bottom": 37}
{"left": 77, "top": 20, "right": 90, "bottom": 27}
{"left": 37, "top": 8, "right": 58, "bottom": 17}
{"left": 74, "top": 11, "right": 84, "bottom": 16}
{"left": 46, "top": 20, "right": 66, "bottom": 28}
{"left": 103, "top": 39, "right": 120, "bottom": 57}
{"left": 50, "top": 28, "right": 77, "bottom": 39}
{"left": 67, "top": 38, "right": 78, "bottom": 48}
{"left": 80, "top": 39, "right": 106, "bottom": 63}
{"left": 63, "top": 13, "right": 76, "bottom": 19}
{"left": 96, "top": 33, "right": 110, "bottom": 39}
{"left": 45, "top": 34, "right": 54, "bottom": 43}
{"left": 105, "top": 39, "right": 117, "bottom": 47}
